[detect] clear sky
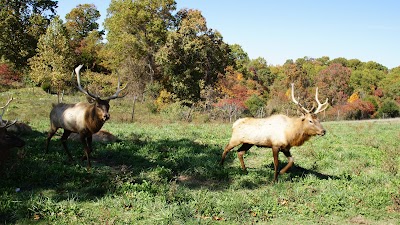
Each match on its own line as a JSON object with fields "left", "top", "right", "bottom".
{"left": 56, "top": 0, "right": 400, "bottom": 69}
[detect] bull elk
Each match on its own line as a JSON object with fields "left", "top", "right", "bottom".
{"left": 45, "top": 65, "right": 126, "bottom": 168}
{"left": 220, "top": 83, "right": 329, "bottom": 182}
{"left": 0, "top": 97, "right": 25, "bottom": 151}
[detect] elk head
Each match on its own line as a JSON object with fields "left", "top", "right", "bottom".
{"left": 291, "top": 83, "right": 329, "bottom": 136}
{"left": 75, "top": 65, "right": 126, "bottom": 122}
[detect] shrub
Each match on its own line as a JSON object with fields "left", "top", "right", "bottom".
{"left": 160, "top": 101, "right": 192, "bottom": 122}
{"left": 326, "top": 99, "right": 375, "bottom": 120}
{"left": 346, "top": 99, "right": 375, "bottom": 119}
{"left": 377, "top": 99, "right": 400, "bottom": 118}
{"left": 213, "top": 98, "right": 246, "bottom": 122}
{"left": 244, "top": 94, "right": 266, "bottom": 117}
{"left": 41, "top": 81, "right": 51, "bottom": 93}
{"left": 0, "top": 63, "right": 22, "bottom": 90}
{"left": 156, "top": 90, "right": 175, "bottom": 111}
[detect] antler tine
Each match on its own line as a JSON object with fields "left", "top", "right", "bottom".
{"left": 0, "top": 119, "right": 17, "bottom": 129}
{"left": 0, "top": 96, "right": 13, "bottom": 118}
{"left": 104, "top": 75, "right": 128, "bottom": 101}
{"left": 290, "top": 83, "right": 311, "bottom": 114}
{"left": 75, "top": 65, "right": 98, "bottom": 99}
{"left": 313, "top": 87, "right": 329, "bottom": 114}
{"left": 0, "top": 96, "right": 17, "bottom": 129}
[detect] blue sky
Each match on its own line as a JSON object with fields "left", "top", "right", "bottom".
{"left": 57, "top": 0, "right": 400, "bottom": 69}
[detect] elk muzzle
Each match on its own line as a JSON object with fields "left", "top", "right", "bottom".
{"left": 103, "top": 113, "right": 110, "bottom": 121}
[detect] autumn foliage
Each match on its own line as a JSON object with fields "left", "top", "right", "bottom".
{"left": 0, "top": 63, "right": 22, "bottom": 90}
{"left": 0, "top": 0, "right": 399, "bottom": 121}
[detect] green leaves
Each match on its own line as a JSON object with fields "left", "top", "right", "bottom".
{"left": 28, "top": 16, "right": 73, "bottom": 92}
{"left": 156, "top": 9, "right": 231, "bottom": 103}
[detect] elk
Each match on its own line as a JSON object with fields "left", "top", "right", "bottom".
{"left": 220, "top": 83, "right": 329, "bottom": 182}
{"left": 45, "top": 65, "right": 126, "bottom": 168}
{"left": 0, "top": 97, "right": 25, "bottom": 151}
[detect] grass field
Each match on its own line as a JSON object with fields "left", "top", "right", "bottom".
{"left": 1, "top": 88, "right": 399, "bottom": 224}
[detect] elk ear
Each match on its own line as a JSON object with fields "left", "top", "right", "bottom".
{"left": 301, "top": 113, "right": 306, "bottom": 121}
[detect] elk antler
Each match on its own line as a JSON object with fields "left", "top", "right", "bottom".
{"left": 75, "top": 65, "right": 98, "bottom": 99}
{"left": 291, "top": 83, "right": 329, "bottom": 115}
{"left": 313, "top": 87, "right": 329, "bottom": 114}
{"left": 291, "top": 83, "right": 311, "bottom": 114}
{"left": 103, "top": 75, "right": 128, "bottom": 101}
{"left": 0, "top": 119, "right": 17, "bottom": 129}
{"left": 0, "top": 96, "right": 17, "bottom": 129}
{"left": 74, "top": 65, "right": 127, "bottom": 100}
{"left": 0, "top": 96, "right": 13, "bottom": 117}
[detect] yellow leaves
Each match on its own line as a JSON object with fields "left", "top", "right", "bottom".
{"left": 348, "top": 92, "right": 359, "bottom": 103}
{"left": 236, "top": 73, "right": 243, "bottom": 81}
{"left": 285, "top": 88, "right": 291, "bottom": 100}
{"left": 155, "top": 89, "right": 175, "bottom": 111}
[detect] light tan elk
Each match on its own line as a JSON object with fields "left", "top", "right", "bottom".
{"left": 45, "top": 65, "right": 126, "bottom": 168}
{"left": 0, "top": 97, "right": 25, "bottom": 152}
{"left": 220, "top": 83, "right": 329, "bottom": 182}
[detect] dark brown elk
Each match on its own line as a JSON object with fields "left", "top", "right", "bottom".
{"left": 220, "top": 83, "right": 329, "bottom": 182}
{"left": 45, "top": 65, "right": 126, "bottom": 168}
{"left": 0, "top": 97, "right": 25, "bottom": 152}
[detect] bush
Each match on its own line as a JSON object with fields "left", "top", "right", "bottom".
{"left": 41, "top": 81, "right": 51, "bottom": 93}
{"left": 377, "top": 99, "right": 400, "bottom": 118}
{"left": 326, "top": 99, "right": 375, "bottom": 120}
{"left": 160, "top": 101, "right": 192, "bottom": 121}
{"left": 244, "top": 94, "right": 266, "bottom": 117}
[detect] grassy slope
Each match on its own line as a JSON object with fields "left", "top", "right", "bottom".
{"left": 0, "top": 88, "right": 399, "bottom": 224}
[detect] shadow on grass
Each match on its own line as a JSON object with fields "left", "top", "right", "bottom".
{"left": 0, "top": 129, "right": 339, "bottom": 223}
{"left": 0, "top": 129, "right": 230, "bottom": 207}
{"left": 262, "top": 160, "right": 340, "bottom": 181}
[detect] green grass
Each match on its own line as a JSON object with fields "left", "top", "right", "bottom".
{"left": 1, "top": 88, "right": 400, "bottom": 224}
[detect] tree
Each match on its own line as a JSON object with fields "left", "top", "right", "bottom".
{"left": 156, "top": 9, "right": 231, "bottom": 104}
{"left": 229, "top": 44, "right": 249, "bottom": 76}
{"left": 380, "top": 67, "right": 400, "bottom": 102}
{"left": 65, "top": 4, "right": 103, "bottom": 70}
{"left": 28, "top": 16, "right": 73, "bottom": 94}
{"left": 0, "top": 0, "right": 57, "bottom": 69}
{"left": 377, "top": 99, "right": 400, "bottom": 118}
{"left": 330, "top": 57, "right": 348, "bottom": 67}
{"left": 315, "top": 63, "right": 352, "bottom": 106}
{"left": 362, "top": 61, "right": 387, "bottom": 72}
{"left": 350, "top": 68, "right": 386, "bottom": 96}
{"left": 65, "top": 4, "right": 101, "bottom": 42}
{"left": 104, "top": 0, "right": 176, "bottom": 84}
{"left": 74, "top": 30, "right": 104, "bottom": 72}
{"left": 282, "top": 62, "right": 316, "bottom": 109}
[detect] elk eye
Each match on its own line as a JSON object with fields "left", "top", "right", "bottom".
{"left": 309, "top": 120, "right": 313, "bottom": 124}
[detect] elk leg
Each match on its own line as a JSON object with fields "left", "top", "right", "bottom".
{"left": 80, "top": 134, "right": 92, "bottom": 169}
{"left": 220, "top": 140, "right": 240, "bottom": 165}
{"left": 45, "top": 128, "right": 58, "bottom": 153}
{"left": 236, "top": 143, "right": 253, "bottom": 172}
{"left": 280, "top": 150, "right": 294, "bottom": 175}
{"left": 272, "top": 146, "right": 280, "bottom": 182}
{"left": 87, "top": 135, "right": 93, "bottom": 154}
{"left": 60, "top": 130, "right": 73, "bottom": 161}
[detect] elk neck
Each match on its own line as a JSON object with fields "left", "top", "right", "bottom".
{"left": 286, "top": 117, "right": 312, "bottom": 147}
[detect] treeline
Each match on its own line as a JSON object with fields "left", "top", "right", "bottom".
{"left": 1, "top": 0, "right": 399, "bottom": 121}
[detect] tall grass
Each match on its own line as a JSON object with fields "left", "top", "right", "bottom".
{"left": 0, "top": 88, "right": 399, "bottom": 224}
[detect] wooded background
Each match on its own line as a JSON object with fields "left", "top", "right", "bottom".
{"left": 1, "top": 0, "right": 399, "bottom": 121}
